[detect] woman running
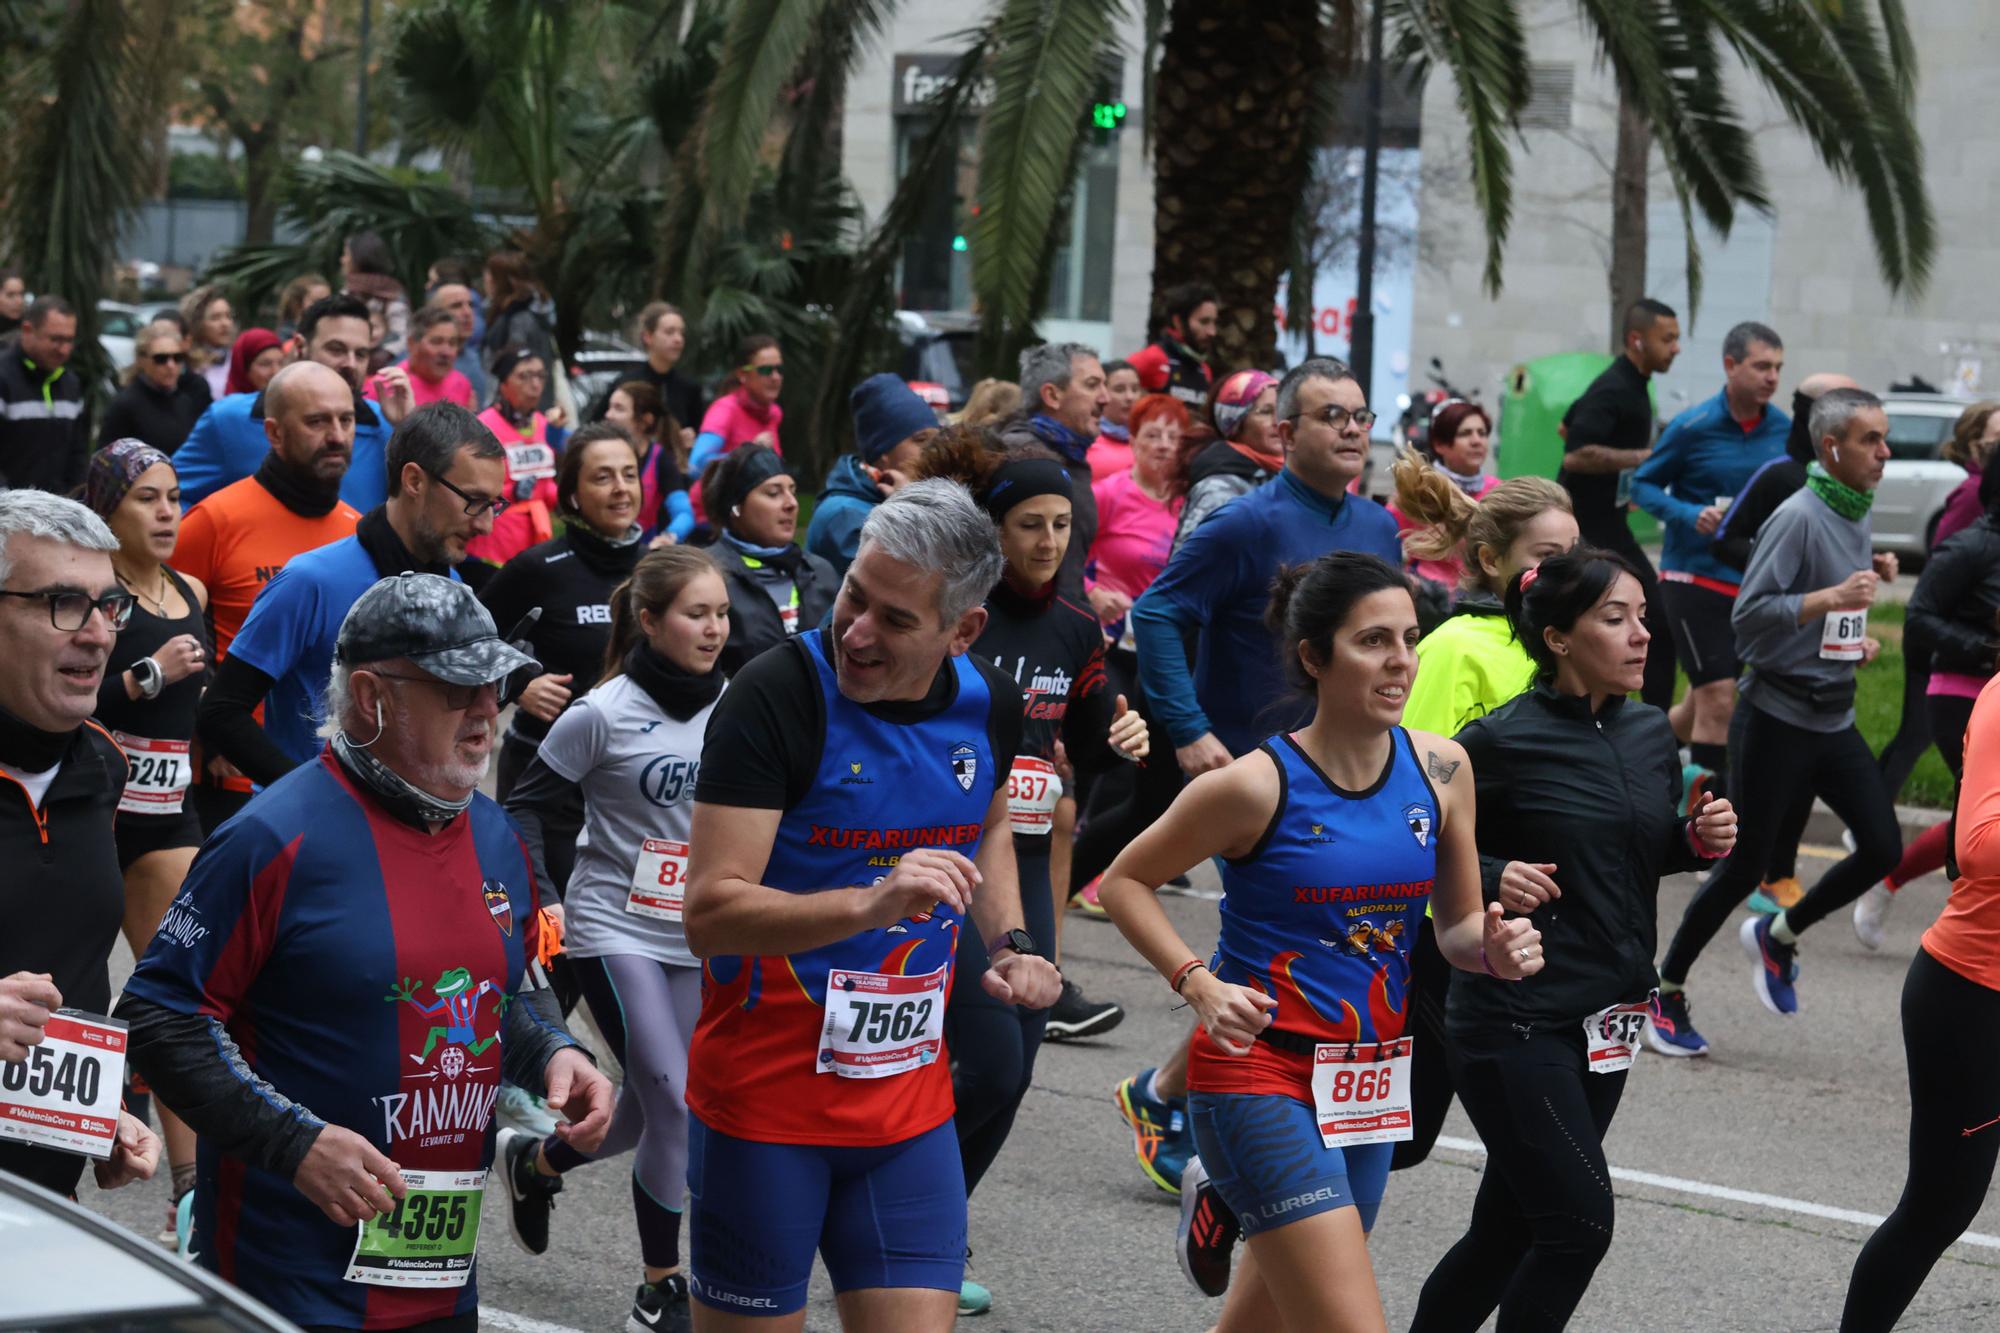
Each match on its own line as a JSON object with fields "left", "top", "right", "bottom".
{"left": 1408, "top": 548, "right": 1737, "bottom": 1333}
{"left": 1099, "top": 551, "right": 1542, "bottom": 1333}
{"left": 498, "top": 546, "right": 731, "bottom": 1333}
{"left": 1390, "top": 460, "right": 1576, "bottom": 1170}
{"left": 1390, "top": 405, "right": 1503, "bottom": 595}
{"left": 87, "top": 440, "right": 211, "bottom": 1234}
{"left": 466, "top": 345, "right": 563, "bottom": 587}
{"left": 604, "top": 378, "right": 694, "bottom": 545}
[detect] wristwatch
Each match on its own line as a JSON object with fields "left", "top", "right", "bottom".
{"left": 988, "top": 928, "right": 1039, "bottom": 959}
{"left": 131, "top": 656, "right": 164, "bottom": 700}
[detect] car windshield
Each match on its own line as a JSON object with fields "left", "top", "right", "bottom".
{"left": 1884, "top": 410, "right": 1953, "bottom": 462}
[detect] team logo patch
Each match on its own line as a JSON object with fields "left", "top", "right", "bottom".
{"left": 483, "top": 880, "right": 513, "bottom": 936}
{"left": 949, "top": 742, "right": 979, "bottom": 792}
{"left": 1404, "top": 804, "right": 1433, "bottom": 848}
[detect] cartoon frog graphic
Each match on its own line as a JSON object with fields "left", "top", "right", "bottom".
{"left": 386, "top": 965, "right": 501, "bottom": 1062}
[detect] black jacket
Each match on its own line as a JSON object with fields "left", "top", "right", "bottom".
{"left": 1447, "top": 683, "right": 1710, "bottom": 1036}
{"left": 0, "top": 344, "right": 88, "bottom": 492}
{"left": 1906, "top": 514, "right": 2000, "bottom": 677}
{"left": 710, "top": 534, "right": 836, "bottom": 677}
{"left": 479, "top": 525, "right": 645, "bottom": 743}
{"left": 100, "top": 374, "right": 211, "bottom": 455}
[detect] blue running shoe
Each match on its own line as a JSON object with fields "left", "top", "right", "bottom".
{"left": 958, "top": 1280, "right": 992, "bottom": 1316}
{"left": 1644, "top": 989, "right": 1709, "bottom": 1057}
{"left": 1115, "top": 1068, "right": 1191, "bottom": 1195}
{"left": 1742, "top": 915, "right": 1800, "bottom": 1015}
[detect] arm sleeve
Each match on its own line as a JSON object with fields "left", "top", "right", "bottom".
{"left": 504, "top": 705, "right": 598, "bottom": 896}
{"left": 1561, "top": 392, "right": 1618, "bottom": 452}
{"left": 689, "top": 433, "right": 726, "bottom": 473}
{"left": 665, "top": 489, "right": 695, "bottom": 542}
{"left": 1060, "top": 638, "right": 1119, "bottom": 772}
{"left": 477, "top": 553, "right": 536, "bottom": 637}
{"left": 173, "top": 404, "right": 229, "bottom": 507}
{"left": 1906, "top": 536, "right": 2000, "bottom": 674}
{"left": 693, "top": 645, "right": 820, "bottom": 809}
{"left": 1652, "top": 735, "right": 1709, "bottom": 875}
{"left": 196, "top": 655, "right": 299, "bottom": 787}
{"left": 1711, "top": 463, "right": 1789, "bottom": 572}
{"left": 1629, "top": 422, "right": 1703, "bottom": 528}
{"left": 1730, "top": 507, "right": 1810, "bottom": 647}
{"left": 499, "top": 985, "right": 587, "bottom": 1095}
{"left": 1455, "top": 720, "right": 1507, "bottom": 902}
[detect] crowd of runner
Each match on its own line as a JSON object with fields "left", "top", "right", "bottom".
{"left": 0, "top": 255, "right": 1996, "bottom": 1333}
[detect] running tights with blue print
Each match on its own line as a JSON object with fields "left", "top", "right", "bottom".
{"left": 1189, "top": 1091, "right": 1392, "bottom": 1235}
{"left": 541, "top": 954, "right": 702, "bottom": 1270}
{"left": 685, "top": 1117, "right": 966, "bottom": 1315}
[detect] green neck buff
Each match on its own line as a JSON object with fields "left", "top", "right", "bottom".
{"left": 1806, "top": 461, "right": 1873, "bottom": 521}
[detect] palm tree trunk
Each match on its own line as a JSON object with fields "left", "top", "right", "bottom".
{"left": 241, "top": 131, "right": 281, "bottom": 246}
{"left": 1151, "top": 0, "right": 1320, "bottom": 368}
{"left": 1607, "top": 89, "right": 1650, "bottom": 353}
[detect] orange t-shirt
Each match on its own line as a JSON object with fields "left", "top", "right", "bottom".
{"left": 176, "top": 476, "right": 362, "bottom": 661}
{"left": 1924, "top": 672, "right": 2000, "bottom": 992}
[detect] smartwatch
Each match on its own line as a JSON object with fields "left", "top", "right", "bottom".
{"left": 131, "top": 656, "right": 164, "bottom": 700}
{"left": 988, "top": 928, "right": 1039, "bottom": 959}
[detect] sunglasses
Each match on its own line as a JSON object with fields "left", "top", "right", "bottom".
{"left": 742, "top": 363, "right": 784, "bottom": 378}
{"left": 367, "top": 670, "right": 496, "bottom": 712}
{"left": 149, "top": 352, "right": 185, "bottom": 366}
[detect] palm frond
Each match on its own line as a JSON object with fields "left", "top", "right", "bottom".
{"left": 776, "top": 0, "right": 901, "bottom": 214}
{"left": 699, "top": 0, "right": 826, "bottom": 234}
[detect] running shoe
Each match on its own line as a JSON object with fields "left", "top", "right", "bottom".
{"left": 157, "top": 1188, "right": 189, "bottom": 1248}
{"left": 1679, "top": 763, "right": 1716, "bottom": 819}
{"left": 497, "top": 1081, "right": 560, "bottom": 1136}
{"left": 1746, "top": 876, "right": 1803, "bottom": 915}
{"left": 1176, "top": 1156, "right": 1240, "bottom": 1297}
{"left": 958, "top": 1280, "right": 992, "bottom": 1317}
{"left": 1853, "top": 882, "right": 1893, "bottom": 951}
{"left": 1115, "top": 1068, "right": 1190, "bottom": 1194}
{"left": 628, "top": 1274, "right": 692, "bottom": 1333}
{"left": 497, "top": 1126, "right": 563, "bottom": 1256}
{"left": 1070, "top": 874, "right": 1109, "bottom": 918}
{"left": 1742, "top": 915, "right": 1800, "bottom": 1016}
{"left": 1644, "top": 990, "right": 1709, "bottom": 1057}
{"left": 175, "top": 1186, "right": 195, "bottom": 1258}
{"left": 1044, "top": 979, "right": 1125, "bottom": 1041}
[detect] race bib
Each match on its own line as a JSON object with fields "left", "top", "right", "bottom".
{"left": 816, "top": 966, "right": 948, "bottom": 1079}
{"left": 780, "top": 600, "right": 799, "bottom": 635}
{"left": 113, "top": 732, "right": 191, "bottom": 815}
{"left": 1583, "top": 998, "right": 1653, "bottom": 1074}
{"left": 1310, "top": 1038, "right": 1414, "bottom": 1148}
{"left": 1005, "top": 756, "right": 1063, "bottom": 836}
{"left": 345, "top": 1169, "right": 484, "bottom": 1288}
{"left": 627, "top": 838, "right": 688, "bottom": 922}
{"left": 1821, "top": 608, "right": 1867, "bottom": 661}
{"left": 505, "top": 441, "right": 557, "bottom": 481}
{"left": 0, "top": 1011, "right": 126, "bottom": 1159}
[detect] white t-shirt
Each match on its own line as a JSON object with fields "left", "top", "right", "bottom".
{"left": 0, "top": 759, "right": 61, "bottom": 809}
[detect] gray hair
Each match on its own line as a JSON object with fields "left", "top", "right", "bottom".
{"left": 1723, "top": 321, "right": 1782, "bottom": 362}
{"left": 1275, "top": 356, "right": 1357, "bottom": 423}
{"left": 856, "top": 478, "right": 1005, "bottom": 623}
{"left": 1809, "top": 386, "right": 1883, "bottom": 450}
{"left": 0, "top": 491, "right": 118, "bottom": 586}
{"left": 1018, "top": 342, "right": 1099, "bottom": 412}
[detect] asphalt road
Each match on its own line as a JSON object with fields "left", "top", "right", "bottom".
{"left": 83, "top": 844, "right": 2000, "bottom": 1332}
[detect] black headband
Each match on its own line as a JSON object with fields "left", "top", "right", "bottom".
{"left": 980, "top": 457, "right": 1073, "bottom": 519}
{"left": 719, "top": 444, "right": 788, "bottom": 519}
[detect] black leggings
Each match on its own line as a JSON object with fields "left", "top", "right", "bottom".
{"left": 1660, "top": 701, "right": 1902, "bottom": 983}
{"left": 1409, "top": 1026, "right": 1627, "bottom": 1332}
{"left": 1841, "top": 948, "right": 2000, "bottom": 1332}
{"left": 1391, "top": 913, "right": 1455, "bottom": 1171}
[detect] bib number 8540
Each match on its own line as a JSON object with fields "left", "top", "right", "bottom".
{"left": 845, "top": 996, "right": 934, "bottom": 1045}
{"left": 0, "top": 1047, "right": 101, "bottom": 1105}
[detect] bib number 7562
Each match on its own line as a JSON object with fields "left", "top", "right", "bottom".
{"left": 817, "top": 966, "right": 948, "bottom": 1079}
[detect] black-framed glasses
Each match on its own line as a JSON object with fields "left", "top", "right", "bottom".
{"left": 0, "top": 588, "right": 136, "bottom": 631}
{"left": 426, "top": 470, "right": 509, "bottom": 518}
{"left": 364, "top": 670, "right": 494, "bottom": 712}
{"left": 1287, "top": 404, "right": 1378, "bottom": 431}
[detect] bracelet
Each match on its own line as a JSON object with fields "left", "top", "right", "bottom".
{"left": 1170, "top": 959, "right": 1208, "bottom": 995}
{"left": 1480, "top": 946, "right": 1501, "bottom": 979}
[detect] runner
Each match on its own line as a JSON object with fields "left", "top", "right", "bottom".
{"left": 1097, "top": 551, "right": 1541, "bottom": 1329}
{"left": 1088, "top": 360, "right": 1142, "bottom": 482}
{"left": 706, "top": 443, "right": 836, "bottom": 678}
{"left": 499, "top": 547, "right": 730, "bottom": 1333}
{"left": 1408, "top": 548, "right": 1737, "bottom": 1332}
{"left": 1840, "top": 670, "right": 2000, "bottom": 1332}
{"left": 680, "top": 480, "right": 1061, "bottom": 1330}
{"left": 1389, "top": 403, "right": 1501, "bottom": 596}
{"left": 1389, "top": 459, "right": 1576, "bottom": 1171}
{"left": 691, "top": 334, "right": 784, "bottom": 473}
{"left": 602, "top": 380, "right": 695, "bottom": 546}
{"left": 119, "top": 573, "right": 613, "bottom": 1331}
{"left": 85, "top": 441, "right": 210, "bottom": 1229}
{"left": 1173, "top": 368, "right": 1279, "bottom": 553}
{"left": 465, "top": 345, "right": 562, "bottom": 589}
{"left": 1651, "top": 388, "right": 1902, "bottom": 1053}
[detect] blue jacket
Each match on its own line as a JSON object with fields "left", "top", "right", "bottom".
{"left": 175, "top": 389, "right": 391, "bottom": 513}
{"left": 1630, "top": 390, "right": 1789, "bottom": 585}
{"left": 805, "top": 454, "right": 884, "bottom": 579}
{"left": 1133, "top": 468, "right": 1401, "bottom": 755}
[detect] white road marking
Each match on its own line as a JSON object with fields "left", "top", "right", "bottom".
{"left": 1432, "top": 1135, "right": 2000, "bottom": 1251}
{"left": 482, "top": 1309, "right": 590, "bottom": 1333}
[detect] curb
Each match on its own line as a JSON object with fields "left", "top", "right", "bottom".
{"left": 1803, "top": 799, "right": 1941, "bottom": 850}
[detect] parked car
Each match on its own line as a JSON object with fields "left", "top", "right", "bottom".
{"left": 98, "top": 300, "right": 142, "bottom": 370}
{"left": 566, "top": 330, "right": 648, "bottom": 416}
{"left": 1876, "top": 392, "right": 1972, "bottom": 557}
{"left": 897, "top": 310, "right": 977, "bottom": 415}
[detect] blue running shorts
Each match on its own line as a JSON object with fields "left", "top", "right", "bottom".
{"left": 1189, "top": 1091, "right": 1392, "bottom": 1235}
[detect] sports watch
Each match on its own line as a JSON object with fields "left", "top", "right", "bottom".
{"left": 131, "top": 656, "right": 164, "bottom": 700}
{"left": 988, "top": 928, "right": 1040, "bottom": 959}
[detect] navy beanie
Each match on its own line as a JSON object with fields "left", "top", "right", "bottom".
{"left": 850, "top": 373, "right": 939, "bottom": 463}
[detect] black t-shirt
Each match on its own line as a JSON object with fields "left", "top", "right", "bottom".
{"left": 696, "top": 634, "right": 1023, "bottom": 812}
{"left": 479, "top": 529, "right": 643, "bottom": 743}
{"left": 1558, "top": 355, "right": 1655, "bottom": 529}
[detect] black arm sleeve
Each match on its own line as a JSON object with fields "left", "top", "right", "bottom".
{"left": 976, "top": 656, "right": 1024, "bottom": 786}
{"left": 694, "top": 644, "right": 822, "bottom": 809}
{"left": 1457, "top": 719, "right": 1507, "bottom": 903}
{"left": 478, "top": 550, "right": 536, "bottom": 631}
{"left": 499, "top": 985, "right": 588, "bottom": 1095}
{"left": 504, "top": 754, "right": 588, "bottom": 901}
{"left": 196, "top": 655, "right": 301, "bottom": 788}
{"left": 1060, "top": 642, "right": 1120, "bottom": 774}
{"left": 115, "top": 994, "right": 327, "bottom": 1180}
{"left": 1907, "top": 537, "right": 2000, "bottom": 674}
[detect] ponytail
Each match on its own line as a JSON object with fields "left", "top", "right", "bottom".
{"left": 598, "top": 546, "right": 724, "bottom": 685}
{"left": 1391, "top": 447, "right": 1478, "bottom": 563}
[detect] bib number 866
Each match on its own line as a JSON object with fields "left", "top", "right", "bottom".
{"left": 845, "top": 997, "right": 934, "bottom": 1045}
{"left": 0, "top": 1046, "right": 101, "bottom": 1104}
{"left": 1326, "top": 1065, "right": 1393, "bottom": 1103}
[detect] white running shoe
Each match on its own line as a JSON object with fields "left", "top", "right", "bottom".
{"left": 1853, "top": 882, "right": 1893, "bottom": 951}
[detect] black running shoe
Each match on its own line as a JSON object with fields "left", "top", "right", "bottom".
{"left": 498, "top": 1126, "right": 562, "bottom": 1256}
{"left": 627, "top": 1273, "right": 692, "bottom": 1333}
{"left": 1176, "top": 1156, "right": 1240, "bottom": 1297}
{"left": 1043, "top": 978, "right": 1125, "bottom": 1041}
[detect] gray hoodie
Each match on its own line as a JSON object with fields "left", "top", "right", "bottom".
{"left": 1732, "top": 485, "right": 1873, "bottom": 733}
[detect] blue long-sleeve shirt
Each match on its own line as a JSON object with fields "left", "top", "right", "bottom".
{"left": 1630, "top": 390, "right": 1789, "bottom": 585}
{"left": 175, "top": 389, "right": 391, "bottom": 513}
{"left": 1134, "top": 468, "right": 1401, "bottom": 755}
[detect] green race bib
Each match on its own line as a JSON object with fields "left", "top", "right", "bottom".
{"left": 345, "top": 1169, "right": 485, "bottom": 1288}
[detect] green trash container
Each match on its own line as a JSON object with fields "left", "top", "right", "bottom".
{"left": 1497, "top": 352, "right": 1659, "bottom": 544}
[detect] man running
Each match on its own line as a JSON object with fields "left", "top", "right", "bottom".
{"left": 681, "top": 480, "right": 1061, "bottom": 1330}
{"left": 120, "top": 573, "right": 612, "bottom": 1330}
{"left": 1650, "top": 388, "right": 1903, "bottom": 1054}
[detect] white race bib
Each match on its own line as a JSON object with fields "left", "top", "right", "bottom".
{"left": 816, "top": 966, "right": 948, "bottom": 1079}
{"left": 0, "top": 1010, "right": 126, "bottom": 1159}
{"left": 1005, "top": 756, "right": 1063, "bottom": 836}
{"left": 112, "top": 732, "right": 191, "bottom": 815}
{"left": 1310, "top": 1038, "right": 1414, "bottom": 1148}
{"left": 626, "top": 838, "right": 688, "bottom": 922}
{"left": 1583, "top": 999, "right": 1652, "bottom": 1074}
{"left": 1821, "top": 608, "right": 1867, "bottom": 661}
{"left": 505, "top": 441, "right": 557, "bottom": 481}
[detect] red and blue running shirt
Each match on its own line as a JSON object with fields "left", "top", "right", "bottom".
{"left": 1188, "top": 729, "right": 1439, "bottom": 1099}
{"left": 687, "top": 629, "right": 1020, "bottom": 1147}
{"left": 122, "top": 751, "right": 544, "bottom": 1330}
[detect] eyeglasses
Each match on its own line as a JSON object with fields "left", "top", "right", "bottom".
{"left": 742, "top": 363, "right": 784, "bottom": 378}
{"left": 0, "top": 588, "right": 136, "bottom": 631}
{"left": 1287, "top": 404, "right": 1378, "bottom": 431}
{"left": 149, "top": 352, "right": 185, "bottom": 366}
{"left": 366, "top": 670, "right": 494, "bottom": 712}
{"left": 426, "top": 470, "right": 510, "bottom": 518}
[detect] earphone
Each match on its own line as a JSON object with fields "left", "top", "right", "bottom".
{"left": 344, "top": 698, "right": 388, "bottom": 750}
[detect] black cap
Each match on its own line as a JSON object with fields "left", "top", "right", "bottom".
{"left": 334, "top": 573, "right": 539, "bottom": 685}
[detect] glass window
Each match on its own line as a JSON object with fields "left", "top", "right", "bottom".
{"left": 1884, "top": 410, "right": 1952, "bottom": 462}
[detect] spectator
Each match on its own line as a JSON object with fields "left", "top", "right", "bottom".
{"left": 705, "top": 443, "right": 834, "bottom": 677}
{"left": 806, "top": 373, "right": 939, "bottom": 579}
{"left": 1128, "top": 281, "right": 1218, "bottom": 419}
{"left": 0, "top": 268, "right": 25, "bottom": 342}
{"left": 999, "top": 342, "right": 1109, "bottom": 596}
{"left": 466, "top": 346, "right": 560, "bottom": 586}
{"left": 591, "top": 302, "right": 703, "bottom": 453}
{"left": 0, "top": 296, "right": 88, "bottom": 493}
{"left": 427, "top": 269, "right": 489, "bottom": 404}
{"left": 481, "top": 249, "right": 560, "bottom": 414}
{"left": 275, "top": 273, "right": 331, "bottom": 342}
{"left": 1932, "top": 400, "right": 2000, "bottom": 548}
{"left": 604, "top": 380, "right": 693, "bottom": 544}
{"left": 1391, "top": 401, "right": 1502, "bottom": 592}
{"left": 1086, "top": 393, "right": 1189, "bottom": 646}
{"left": 1089, "top": 359, "right": 1143, "bottom": 481}
{"left": 340, "top": 230, "right": 410, "bottom": 369}
{"left": 1174, "top": 367, "right": 1279, "bottom": 552}
{"left": 180, "top": 285, "right": 236, "bottom": 399}
{"left": 691, "top": 334, "right": 783, "bottom": 474}
{"left": 954, "top": 377, "right": 1021, "bottom": 431}
{"left": 100, "top": 320, "right": 210, "bottom": 455}
{"left": 223, "top": 328, "right": 286, "bottom": 397}
{"left": 369, "top": 304, "right": 473, "bottom": 409}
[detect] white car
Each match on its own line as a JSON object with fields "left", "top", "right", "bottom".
{"left": 1875, "top": 393, "right": 1974, "bottom": 557}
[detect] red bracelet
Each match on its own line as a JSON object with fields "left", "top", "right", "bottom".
{"left": 1686, "top": 817, "right": 1725, "bottom": 860}
{"left": 1170, "top": 959, "right": 1208, "bottom": 994}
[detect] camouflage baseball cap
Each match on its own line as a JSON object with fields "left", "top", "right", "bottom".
{"left": 335, "top": 572, "right": 539, "bottom": 686}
